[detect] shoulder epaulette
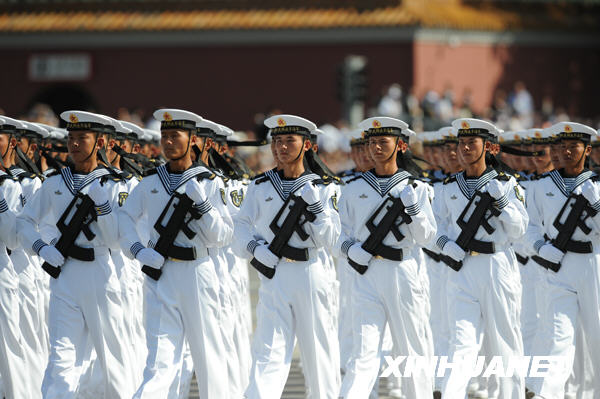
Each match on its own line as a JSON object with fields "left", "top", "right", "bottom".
{"left": 346, "top": 174, "right": 363, "bottom": 184}
{"left": 443, "top": 175, "right": 457, "bottom": 185}
{"left": 254, "top": 173, "right": 269, "bottom": 185}
{"left": 496, "top": 171, "right": 511, "bottom": 181}
{"left": 45, "top": 169, "right": 61, "bottom": 178}
{"left": 0, "top": 174, "right": 17, "bottom": 184}
{"left": 252, "top": 171, "right": 266, "bottom": 180}
{"left": 143, "top": 167, "right": 158, "bottom": 177}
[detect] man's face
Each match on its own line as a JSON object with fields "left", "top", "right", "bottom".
{"left": 67, "top": 130, "right": 99, "bottom": 164}
{"left": 368, "top": 135, "right": 398, "bottom": 164}
{"left": 431, "top": 145, "right": 444, "bottom": 168}
{"left": 560, "top": 139, "right": 590, "bottom": 170}
{"left": 458, "top": 136, "right": 485, "bottom": 165}
{"left": 273, "top": 134, "right": 306, "bottom": 164}
{"left": 0, "top": 133, "right": 11, "bottom": 158}
{"left": 550, "top": 143, "right": 564, "bottom": 169}
{"left": 120, "top": 139, "right": 133, "bottom": 153}
{"left": 161, "top": 129, "right": 191, "bottom": 160}
{"left": 444, "top": 142, "right": 461, "bottom": 172}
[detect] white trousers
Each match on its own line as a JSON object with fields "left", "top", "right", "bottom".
{"left": 441, "top": 250, "right": 524, "bottom": 399}
{"left": 0, "top": 257, "right": 29, "bottom": 399}
{"left": 337, "top": 258, "right": 356, "bottom": 373}
{"left": 42, "top": 252, "right": 135, "bottom": 399}
{"left": 134, "top": 257, "right": 227, "bottom": 399}
{"left": 245, "top": 258, "right": 340, "bottom": 399}
{"left": 528, "top": 252, "right": 600, "bottom": 398}
{"left": 340, "top": 256, "right": 433, "bottom": 399}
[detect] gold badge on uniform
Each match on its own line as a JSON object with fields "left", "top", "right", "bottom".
{"left": 118, "top": 192, "right": 129, "bottom": 207}
{"left": 163, "top": 112, "right": 173, "bottom": 121}
{"left": 372, "top": 120, "right": 381, "bottom": 128}
{"left": 331, "top": 192, "right": 339, "bottom": 212}
{"left": 220, "top": 188, "right": 227, "bottom": 205}
{"left": 514, "top": 185, "right": 524, "bottom": 204}
{"left": 277, "top": 118, "right": 286, "bottom": 127}
{"left": 461, "top": 121, "right": 470, "bottom": 129}
{"left": 230, "top": 190, "right": 243, "bottom": 207}
{"left": 69, "top": 114, "right": 79, "bottom": 123}
{"left": 564, "top": 124, "right": 572, "bottom": 133}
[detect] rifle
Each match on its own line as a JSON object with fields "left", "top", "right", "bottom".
{"left": 250, "top": 194, "right": 316, "bottom": 279}
{"left": 440, "top": 191, "right": 501, "bottom": 272}
{"left": 348, "top": 193, "right": 413, "bottom": 275}
{"left": 142, "top": 192, "right": 202, "bottom": 281}
{"left": 42, "top": 193, "right": 97, "bottom": 279}
{"left": 531, "top": 193, "right": 597, "bottom": 272}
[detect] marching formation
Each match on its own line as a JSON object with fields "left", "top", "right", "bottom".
{"left": 0, "top": 107, "right": 598, "bottom": 399}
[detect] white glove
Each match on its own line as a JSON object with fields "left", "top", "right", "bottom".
{"left": 300, "top": 182, "right": 320, "bottom": 205}
{"left": 486, "top": 179, "right": 504, "bottom": 200}
{"left": 348, "top": 242, "right": 372, "bottom": 266}
{"left": 136, "top": 248, "right": 165, "bottom": 270}
{"left": 582, "top": 180, "right": 600, "bottom": 205}
{"left": 253, "top": 244, "right": 279, "bottom": 269}
{"left": 87, "top": 179, "right": 108, "bottom": 205}
{"left": 39, "top": 245, "right": 65, "bottom": 267}
{"left": 400, "top": 184, "right": 418, "bottom": 207}
{"left": 185, "top": 179, "right": 207, "bottom": 204}
{"left": 539, "top": 244, "right": 564, "bottom": 264}
{"left": 442, "top": 240, "right": 466, "bottom": 262}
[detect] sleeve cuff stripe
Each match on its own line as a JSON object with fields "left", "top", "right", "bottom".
{"left": 0, "top": 199, "right": 8, "bottom": 213}
{"left": 33, "top": 239, "right": 47, "bottom": 255}
{"left": 131, "top": 242, "right": 144, "bottom": 258}
{"left": 405, "top": 203, "right": 420, "bottom": 216}
{"left": 194, "top": 200, "right": 212, "bottom": 215}
{"left": 436, "top": 235, "right": 449, "bottom": 251}
{"left": 494, "top": 195, "right": 509, "bottom": 209}
{"left": 591, "top": 200, "right": 600, "bottom": 212}
{"left": 341, "top": 239, "right": 355, "bottom": 257}
{"left": 307, "top": 202, "right": 324, "bottom": 214}
{"left": 534, "top": 240, "right": 545, "bottom": 254}
{"left": 95, "top": 201, "right": 112, "bottom": 216}
{"left": 247, "top": 240, "right": 259, "bottom": 255}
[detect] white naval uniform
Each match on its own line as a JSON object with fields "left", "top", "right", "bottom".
{"left": 337, "top": 169, "right": 436, "bottom": 399}
{"left": 0, "top": 171, "right": 29, "bottom": 399}
{"left": 17, "top": 166, "right": 135, "bottom": 399}
{"left": 433, "top": 167, "right": 528, "bottom": 399}
{"left": 118, "top": 163, "right": 232, "bottom": 399}
{"left": 233, "top": 168, "right": 341, "bottom": 399}
{"left": 7, "top": 167, "right": 46, "bottom": 399}
{"left": 525, "top": 169, "right": 600, "bottom": 398}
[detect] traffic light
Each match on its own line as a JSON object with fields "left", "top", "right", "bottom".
{"left": 336, "top": 55, "right": 368, "bottom": 104}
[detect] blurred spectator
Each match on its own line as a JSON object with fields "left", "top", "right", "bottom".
{"left": 27, "top": 103, "right": 59, "bottom": 126}
{"left": 377, "top": 83, "right": 403, "bottom": 118}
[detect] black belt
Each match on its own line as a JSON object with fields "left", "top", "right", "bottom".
{"left": 466, "top": 239, "right": 495, "bottom": 254}
{"left": 423, "top": 248, "right": 441, "bottom": 262}
{"left": 68, "top": 245, "right": 95, "bottom": 262}
{"left": 516, "top": 252, "right": 529, "bottom": 265}
{"left": 544, "top": 234, "right": 592, "bottom": 254}
{"left": 166, "top": 245, "right": 196, "bottom": 261}
{"left": 348, "top": 247, "right": 404, "bottom": 276}
{"left": 279, "top": 245, "right": 309, "bottom": 262}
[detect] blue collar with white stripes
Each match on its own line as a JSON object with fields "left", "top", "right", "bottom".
{"left": 265, "top": 168, "right": 319, "bottom": 201}
{"left": 361, "top": 169, "right": 411, "bottom": 197}
{"left": 156, "top": 163, "right": 211, "bottom": 196}
{"left": 60, "top": 166, "right": 111, "bottom": 196}
{"left": 548, "top": 169, "right": 595, "bottom": 197}
{"left": 456, "top": 167, "right": 498, "bottom": 199}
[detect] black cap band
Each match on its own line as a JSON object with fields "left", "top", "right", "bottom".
{"left": 160, "top": 120, "right": 196, "bottom": 131}
{"left": 66, "top": 121, "right": 115, "bottom": 135}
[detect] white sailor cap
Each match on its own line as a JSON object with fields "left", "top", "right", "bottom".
{"left": 217, "top": 124, "right": 234, "bottom": 137}
{"left": 195, "top": 119, "right": 222, "bottom": 138}
{"left": 349, "top": 128, "right": 365, "bottom": 146}
{"left": 528, "top": 128, "right": 553, "bottom": 144}
{"left": 358, "top": 117, "right": 413, "bottom": 141}
{"left": 144, "top": 129, "right": 161, "bottom": 143}
{"left": 437, "top": 126, "right": 457, "bottom": 143}
{"left": 153, "top": 108, "right": 203, "bottom": 132}
{"left": 119, "top": 121, "right": 145, "bottom": 140}
{"left": 60, "top": 111, "right": 116, "bottom": 135}
{"left": 49, "top": 128, "right": 68, "bottom": 141}
{"left": 545, "top": 122, "right": 597, "bottom": 143}
{"left": 19, "top": 121, "right": 50, "bottom": 139}
{"left": 264, "top": 114, "right": 316, "bottom": 138}
{"left": 452, "top": 118, "right": 498, "bottom": 139}
{"left": 0, "top": 115, "right": 25, "bottom": 133}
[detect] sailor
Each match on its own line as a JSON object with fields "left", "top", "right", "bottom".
{"left": 0, "top": 116, "right": 29, "bottom": 399}
{"left": 525, "top": 122, "right": 600, "bottom": 398}
{"left": 233, "top": 114, "right": 341, "bottom": 398}
{"left": 17, "top": 110, "right": 135, "bottom": 398}
{"left": 433, "top": 118, "right": 528, "bottom": 398}
{"left": 337, "top": 116, "right": 436, "bottom": 398}
{"left": 118, "top": 109, "right": 232, "bottom": 399}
